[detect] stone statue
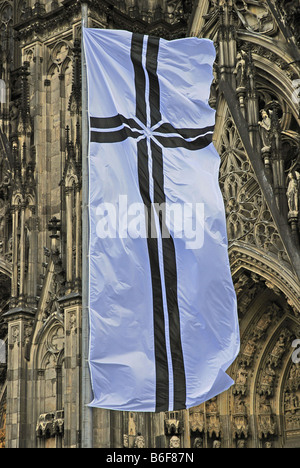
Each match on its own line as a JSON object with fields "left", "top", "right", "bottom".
{"left": 288, "top": 364, "right": 300, "bottom": 384}
{"left": 169, "top": 435, "right": 181, "bottom": 449}
{"left": 258, "top": 109, "right": 271, "bottom": 150}
{"left": 253, "top": 308, "right": 274, "bottom": 339}
{"left": 234, "top": 50, "right": 247, "bottom": 88}
{"left": 9, "top": 101, "right": 19, "bottom": 136}
{"left": 212, "top": 439, "right": 221, "bottom": 448}
{"left": 259, "top": 394, "right": 272, "bottom": 415}
{"left": 262, "top": 363, "right": 276, "bottom": 385}
{"left": 270, "top": 332, "right": 286, "bottom": 364}
{"left": 234, "top": 395, "right": 247, "bottom": 414}
{"left": 123, "top": 434, "right": 129, "bottom": 448}
{"left": 193, "top": 437, "right": 203, "bottom": 448}
{"left": 206, "top": 396, "right": 218, "bottom": 413}
{"left": 286, "top": 171, "right": 300, "bottom": 214}
{"left": 237, "top": 439, "right": 246, "bottom": 448}
{"left": 285, "top": 392, "right": 299, "bottom": 412}
{"left": 243, "top": 337, "right": 257, "bottom": 359}
{"left": 134, "top": 432, "right": 145, "bottom": 448}
{"left": 236, "top": 363, "right": 248, "bottom": 386}
{"left": 0, "top": 199, "right": 7, "bottom": 242}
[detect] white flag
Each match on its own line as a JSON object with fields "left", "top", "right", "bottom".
{"left": 83, "top": 28, "right": 240, "bottom": 412}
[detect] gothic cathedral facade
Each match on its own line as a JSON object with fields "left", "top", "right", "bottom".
{"left": 0, "top": 0, "right": 299, "bottom": 449}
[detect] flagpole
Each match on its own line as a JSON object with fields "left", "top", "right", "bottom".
{"left": 81, "top": 2, "right": 93, "bottom": 449}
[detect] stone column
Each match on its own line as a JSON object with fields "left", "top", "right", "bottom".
{"left": 11, "top": 205, "right": 19, "bottom": 306}
{"left": 65, "top": 186, "right": 73, "bottom": 291}
{"left": 18, "top": 203, "right": 26, "bottom": 306}
{"left": 58, "top": 293, "right": 82, "bottom": 448}
{"left": 75, "top": 183, "right": 81, "bottom": 289}
{"left": 4, "top": 308, "right": 34, "bottom": 448}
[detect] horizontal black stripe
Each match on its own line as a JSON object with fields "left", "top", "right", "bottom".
{"left": 91, "top": 128, "right": 143, "bottom": 144}
{"left": 155, "top": 133, "right": 213, "bottom": 150}
{"left": 155, "top": 123, "right": 215, "bottom": 139}
{"left": 90, "top": 115, "right": 143, "bottom": 131}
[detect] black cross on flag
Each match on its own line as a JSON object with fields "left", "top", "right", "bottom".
{"left": 84, "top": 29, "right": 240, "bottom": 413}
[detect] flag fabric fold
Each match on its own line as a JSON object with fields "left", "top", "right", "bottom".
{"left": 83, "top": 28, "right": 240, "bottom": 412}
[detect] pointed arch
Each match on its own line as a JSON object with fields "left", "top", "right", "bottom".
{"left": 30, "top": 311, "right": 65, "bottom": 447}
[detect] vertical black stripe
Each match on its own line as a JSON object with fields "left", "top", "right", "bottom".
{"left": 131, "top": 33, "right": 187, "bottom": 411}
{"left": 146, "top": 37, "right": 161, "bottom": 128}
{"left": 151, "top": 140, "right": 187, "bottom": 411}
{"left": 137, "top": 139, "right": 169, "bottom": 413}
{"left": 131, "top": 34, "right": 147, "bottom": 126}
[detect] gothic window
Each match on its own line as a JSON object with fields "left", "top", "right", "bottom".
{"left": 0, "top": 2, "right": 13, "bottom": 57}
{"left": 35, "top": 319, "right": 65, "bottom": 448}
{"left": 218, "top": 111, "right": 287, "bottom": 262}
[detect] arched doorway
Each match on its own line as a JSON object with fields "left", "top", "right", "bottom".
{"left": 229, "top": 247, "right": 300, "bottom": 448}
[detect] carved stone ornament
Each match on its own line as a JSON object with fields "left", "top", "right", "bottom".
{"left": 233, "top": 362, "right": 248, "bottom": 395}
{"left": 133, "top": 433, "right": 145, "bottom": 449}
{"left": 257, "top": 395, "right": 276, "bottom": 439}
{"left": 212, "top": 440, "right": 221, "bottom": 448}
{"left": 123, "top": 434, "right": 129, "bottom": 448}
{"left": 286, "top": 363, "right": 300, "bottom": 393}
{"left": 206, "top": 398, "right": 222, "bottom": 438}
{"left": 233, "top": 0, "right": 277, "bottom": 35}
{"left": 169, "top": 435, "right": 181, "bottom": 448}
{"left": 285, "top": 393, "right": 300, "bottom": 432}
{"left": 189, "top": 406, "right": 205, "bottom": 433}
{"left": 46, "top": 325, "right": 64, "bottom": 355}
{"left": 232, "top": 414, "right": 249, "bottom": 439}
{"left": 10, "top": 325, "right": 20, "bottom": 348}
{"left": 241, "top": 337, "right": 257, "bottom": 367}
{"left": 165, "top": 411, "right": 181, "bottom": 435}
{"left": 286, "top": 171, "right": 300, "bottom": 216}
{"left": 233, "top": 50, "right": 247, "bottom": 89}
{"left": 36, "top": 410, "right": 64, "bottom": 439}
{"left": 237, "top": 439, "right": 247, "bottom": 448}
{"left": 232, "top": 395, "right": 249, "bottom": 439}
{"left": 36, "top": 412, "right": 55, "bottom": 438}
{"left": 192, "top": 437, "right": 203, "bottom": 448}
{"left": 52, "top": 410, "right": 64, "bottom": 436}
{"left": 258, "top": 363, "right": 276, "bottom": 397}
{"left": 284, "top": 363, "right": 300, "bottom": 433}
{"left": 267, "top": 329, "right": 292, "bottom": 368}
{"left": 219, "top": 114, "right": 286, "bottom": 261}
{"left": 258, "top": 109, "right": 272, "bottom": 151}
{"left": 252, "top": 305, "right": 278, "bottom": 340}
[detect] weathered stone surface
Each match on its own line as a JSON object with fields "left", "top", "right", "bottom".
{"left": 0, "top": 0, "right": 299, "bottom": 449}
